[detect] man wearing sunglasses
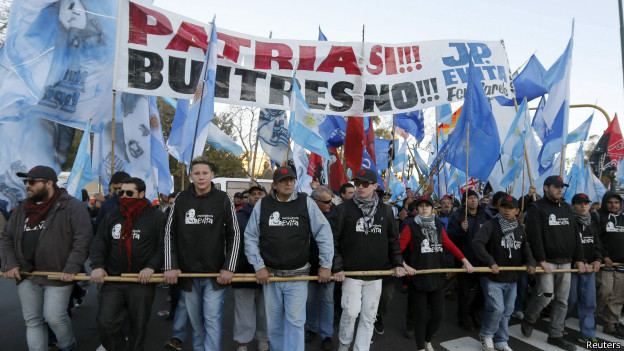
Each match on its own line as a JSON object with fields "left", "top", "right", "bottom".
{"left": 0, "top": 165, "right": 92, "bottom": 351}
{"left": 244, "top": 166, "right": 334, "bottom": 351}
{"left": 89, "top": 177, "right": 166, "bottom": 351}
{"left": 334, "top": 169, "right": 405, "bottom": 351}
{"left": 93, "top": 171, "right": 131, "bottom": 233}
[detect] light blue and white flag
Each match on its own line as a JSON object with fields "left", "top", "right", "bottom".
{"left": 531, "top": 96, "right": 548, "bottom": 143}
{"left": 289, "top": 73, "right": 330, "bottom": 159}
{"left": 206, "top": 123, "right": 244, "bottom": 156}
{"left": 66, "top": 120, "right": 92, "bottom": 198}
{"left": 585, "top": 165, "right": 606, "bottom": 203}
{"left": 564, "top": 145, "right": 586, "bottom": 203}
{"left": 0, "top": 0, "right": 118, "bottom": 133}
{"left": 389, "top": 172, "right": 406, "bottom": 203}
{"left": 436, "top": 104, "right": 453, "bottom": 125}
{"left": 501, "top": 98, "right": 529, "bottom": 162}
{"left": 615, "top": 157, "right": 624, "bottom": 185}
{"left": 293, "top": 143, "right": 313, "bottom": 195}
{"left": 413, "top": 149, "right": 429, "bottom": 176}
{"left": 258, "top": 109, "right": 290, "bottom": 163}
{"left": 567, "top": 114, "right": 593, "bottom": 144}
{"left": 541, "top": 24, "right": 574, "bottom": 132}
{"left": 148, "top": 97, "right": 173, "bottom": 196}
{"left": 392, "top": 140, "right": 408, "bottom": 172}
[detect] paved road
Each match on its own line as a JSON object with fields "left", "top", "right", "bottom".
{"left": 0, "top": 278, "right": 621, "bottom": 351}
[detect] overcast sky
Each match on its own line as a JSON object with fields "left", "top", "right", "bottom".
{"left": 153, "top": 0, "right": 624, "bottom": 140}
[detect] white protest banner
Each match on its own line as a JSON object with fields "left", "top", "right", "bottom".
{"left": 115, "top": 1, "right": 514, "bottom": 116}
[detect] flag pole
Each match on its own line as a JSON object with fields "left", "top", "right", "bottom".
{"left": 465, "top": 121, "right": 470, "bottom": 222}
{"left": 111, "top": 92, "right": 116, "bottom": 175}
{"left": 559, "top": 144, "right": 566, "bottom": 177}
{"left": 435, "top": 112, "right": 441, "bottom": 198}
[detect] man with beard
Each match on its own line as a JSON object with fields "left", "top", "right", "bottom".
{"left": 90, "top": 177, "right": 166, "bottom": 351}
{"left": 521, "top": 176, "right": 586, "bottom": 351}
{"left": 0, "top": 165, "right": 92, "bottom": 351}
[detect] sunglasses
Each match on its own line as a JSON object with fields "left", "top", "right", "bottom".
{"left": 119, "top": 190, "right": 135, "bottom": 197}
{"left": 317, "top": 199, "right": 332, "bottom": 204}
{"left": 353, "top": 180, "right": 372, "bottom": 188}
{"left": 23, "top": 178, "right": 46, "bottom": 186}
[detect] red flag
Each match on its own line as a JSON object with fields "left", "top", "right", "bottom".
{"left": 590, "top": 114, "right": 624, "bottom": 176}
{"left": 307, "top": 152, "right": 325, "bottom": 183}
{"left": 366, "top": 117, "right": 376, "bottom": 165}
{"left": 345, "top": 117, "right": 365, "bottom": 174}
{"left": 328, "top": 148, "right": 348, "bottom": 192}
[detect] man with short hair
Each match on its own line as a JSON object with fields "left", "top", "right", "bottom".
{"left": 437, "top": 196, "right": 455, "bottom": 230}
{"left": 448, "top": 189, "right": 488, "bottom": 330}
{"left": 593, "top": 191, "right": 624, "bottom": 339}
{"left": 90, "top": 177, "right": 166, "bottom": 351}
{"left": 522, "top": 176, "right": 586, "bottom": 351}
{"left": 337, "top": 183, "right": 355, "bottom": 204}
{"left": 245, "top": 166, "right": 334, "bottom": 351}
{"left": 0, "top": 165, "right": 92, "bottom": 351}
{"left": 334, "top": 169, "right": 405, "bottom": 351}
{"left": 233, "top": 184, "right": 269, "bottom": 351}
{"left": 163, "top": 156, "right": 241, "bottom": 351}
{"left": 306, "top": 185, "right": 340, "bottom": 351}
{"left": 93, "top": 171, "right": 131, "bottom": 232}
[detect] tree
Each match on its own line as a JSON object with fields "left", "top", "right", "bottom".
{"left": 0, "top": 0, "right": 12, "bottom": 46}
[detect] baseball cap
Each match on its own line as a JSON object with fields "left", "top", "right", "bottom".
{"left": 234, "top": 192, "right": 243, "bottom": 198}
{"left": 414, "top": 195, "right": 434, "bottom": 207}
{"left": 273, "top": 166, "right": 296, "bottom": 182}
{"left": 461, "top": 189, "right": 479, "bottom": 204}
{"left": 352, "top": 169, "right": 377, "bottom": 183}
{"left": 571, "top": 193, "right": 591, "bottom": 205}
{"left": 499, "top": 196, "right": 519, "bottom": 209}
{"left": 544, "top": 175, "right": 569, "bottom": 187}
{"left": 17, "top": 165, "right": 58, "bottom": 183}
{"left": 248, "top": 184, "right": 267, "bottom": 194}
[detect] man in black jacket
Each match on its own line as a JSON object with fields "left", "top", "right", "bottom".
{"left": 334, "top": 169, "right": 405, "bottom": 351}
{"left": 92, "top": 171, "right": 130, "bottom": 232}
{"left": 521, "top": 176, "right": 586, "bottom": 351}
{"left": 472, "top": 196, "right": 536, "bottom": 351}
{"left": 233, "top": 184, "right": 269, "bottom": 351}
{"left": 592, "top": 190, "right": 624, "bottom": 339}
{"left": 90, "top": 177, "right": 165, "bottom": 351}
{"left": 0, "top": 165, "right": 92, "bottom": 351}
{"left": 447, "top": 189, "right": 488, "bottom": 330}
{"left": 163, "top": 156, "right": 241, "bottom": 351}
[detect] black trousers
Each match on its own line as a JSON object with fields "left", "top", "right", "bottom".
{"left": 97, "top": 282, "right": 156, "bottom": 351}
{"left": 409, "top": 285, "right": 445, "bottom": 349}
{"left": 376, "top": 277, "right": 397, "bottom": 317}
{"left": 457, "top": 273, "right": 483, "bottom": 320}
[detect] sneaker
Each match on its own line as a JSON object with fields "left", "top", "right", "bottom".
{"left": 424, "top": 341, "right": 435, "bottom": 351}
{"left": 322, "top": 337, "right": 333, "bottom": 351}
{"left": 235, "top": 345, "right": 248, "bottom": 351}
{"left": 511, "top": 311, "right": 524, "bottom": 320}
{"left": 494, "top": 346, "right": 513, "bottom": 351}
{"left": 521, "top": 320, "right": 533, "bottom": 337}
{"left": 405, "top": 329, "right": 415, "bottom": 339}
{"left": 480, "top": 336, "right": 495, "bottom": 351}
{"left": 374, "top": 317, "right": 385, "bottom": 335}
{"left": 258, "top": 340, "right": 270, "bottom": 351}
{"left": 338, "top": 342, "right": 350, "bottom": 351}
{"left": 164, "top": 338, "right": 183, "bottom": 351}
{"left": 577, "top": 337, "right": 598, "bottom": 344}
{"left": 604, "top": 323, "right": 624, "bottom": 339}
{"left": 546, "top": 337, "right": 576, "bottom": 351}
{"left": 305, "top": 330, "right": 317, "bottom": 343}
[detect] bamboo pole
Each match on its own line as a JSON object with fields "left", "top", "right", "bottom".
{"left": 465, "top": 121, "right": 470, "bottom": 222}
{"left": 111, "top": 91, "right": 116, "bottom": 174}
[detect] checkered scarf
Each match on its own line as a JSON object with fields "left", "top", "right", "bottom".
{"left": 497, "top": 213, "right": 518, "bottom": 258}
{"left": 353, "top": 191, "right": 379, "bottom": 234}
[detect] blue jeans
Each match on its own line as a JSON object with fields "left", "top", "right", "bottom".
{"left": 172, "top": 290, "right": 189, "bottom": 342}
{"left": 17, "top": 279, "right": 75, "bottom": 351}
{"left": 185, "top": 279, "right": 226, "bottom": 351}
{"left": 306, "top": 281, "right": 335, "bottom": 339}
{"left": 567, "top": 272, "right": 596, "bottom": 338}
{"left": 480, "top": 277, "right": 516, "bottom": 349}
{"left": 263, "top": 281, "right": 308, "bottom": 351}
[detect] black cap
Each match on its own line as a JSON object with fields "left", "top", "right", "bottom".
{"left": 110, "top": 171, "right": 131, "bottom": 185}
{"left": 499, "top": 195, "right": 519, "bottom": 208}
{"left": 544, "top": 175, "right": 569, "bottom": 187}
{"left": 273, "top": 166, "right": 296, "bottom": 182}
{"left": 414, "top": 195, "right": 434, "bottom": 207}
{"left": 17, "top": 165, "right": 58, "bottom": 182}
{"left": 352, "top": 169, "right": 377, "bottom": 183}
{"left": 248, "top": 184, "right": 267, "bottom": 194}
{"left": 462, "top": 189, "right": 479, "bottom": 204}
{"left": 571, "top": 193, "right": 591, "bottom": 205}
{"left": 234, "top": 192, "right": 244, "bottom": 198}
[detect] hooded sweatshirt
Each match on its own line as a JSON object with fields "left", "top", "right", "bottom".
{"left": 592, "top": 191, "right": 624, "bottom": 263}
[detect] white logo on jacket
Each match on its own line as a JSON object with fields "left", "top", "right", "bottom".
{"left": 355, "top": 218, "right": 382, "bottom": 234}
{"left": 501, "top": 237, "right": 522, "bottom": 251}
{"left": 606, "top": 221, "right": 624, "bottom": 232}
{"left": 23, "top": 219, "right": 45, "bottom": 232}
{"left": 420, "top": 238, "right": 443, "bottom": 253}
{"left": 112, "top": 224, "right": 121, "bottom": 239}
{"left": 185, "top": 209, "right": 213, "bottom": 225}
{"left": 548, "top": 214, "right": 570, "bottom": 226}
{"left": 268, "top": 211, "right": 299, "bottom": 226}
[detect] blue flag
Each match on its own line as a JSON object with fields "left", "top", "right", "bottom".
{"left": 149, "top": 97, "right": 174, "bottom": 197}
{"left": 444, "top": 55, "right": 501, "bottom": 181}
{"left": 318, "top": 115, "right": 347, "bottom": 147}
{"left": 413, "top": 148, "right": 429, "bottom": 176}
{"left": 361, "top": 148, "right": 385, "bottom": 190}
{"left": 166, "top": 99, "right": 194, "bottom": 166}
{"left": 513, "top": 54, "right": 548, "bottom": 103}
{"left": 374, "top": 138, "right": 395, "bottom": 171}
{"left": 537, "top": 105, "right": 565, "bottom": 170}
{"left": 289, "top": 73, "right": 330, "bottom": 159}
{"left": 542, "top": 24, "right": 573, "bottom": 132}
{"left": 318, "top": 26, "right": 328, "bottom": 41}
{"left": 258, "top": 109, "right": 290, "bottom": 163}
{"left": 567, "top": 114, "right": 593, "bottom": 144}
{"left": 564, "top": 144, "right": 586, "bottom": 203}
{"left": 395, "top": 110, "right": 425, "bottom": 144}
{"left": 66, "top": 120, "right": 92, "bottom": 199}
{"left": 531, "top": 96, "right": 548, "bottom": 143}
{"left": 436, "top": 104, "right": 453, "bottom": 125}
{"left": 393, "top": 140, "right": 408, "bottom": 172}
{"left": 501, "top": 98, "right": 529, "bottom": 162}
{"left": 206, "top": 123, "right": 245, "bottom": 156}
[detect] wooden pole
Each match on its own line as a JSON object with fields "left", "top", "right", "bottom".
{"left": 559, "top": 144, "right": 566, "bottom": 178}
{"left": 111, "top": 91, "right": 116, "bottom": 175}
{"left": 465, "top": 121, "right": 470, "bottom": 222}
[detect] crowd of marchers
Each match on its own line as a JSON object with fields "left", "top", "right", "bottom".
{"left": 1, "top": 159, "right": 623, "bottom": 351}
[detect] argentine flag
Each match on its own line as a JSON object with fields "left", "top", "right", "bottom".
{"left": 289, "top": 74, "right": 330, "bottom": 159}
{"left": 67, "top": 120, "right": 92, "bottom": 199}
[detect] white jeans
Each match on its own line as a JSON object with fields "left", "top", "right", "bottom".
{"left": 338, "top": 278, "right": 382, "bottom": 351}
